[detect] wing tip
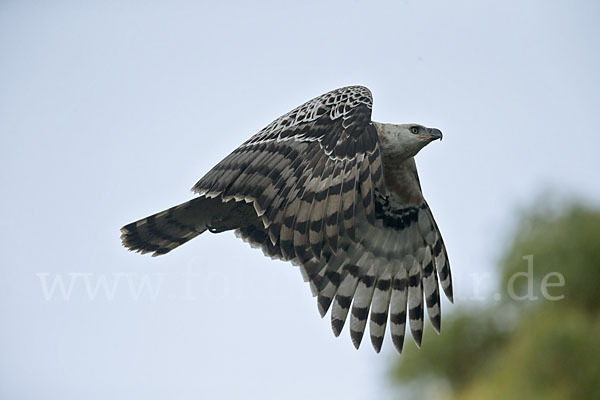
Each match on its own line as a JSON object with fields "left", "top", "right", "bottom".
{"left": 350, "top": 329, "right": 364, "bottom": 349}
{"left": 391, "top": 334, "right": 405, "bottom": 354}
{"left": 444, "top": 284, "right": 454, "bottom": 304}
{"left": 411, "top": 328, "right": 423, "bottom": 348}
{"left": 430, "top": 314, "right": 441, "bottom": 334}
{"left": 332, "top": 318, "right": 345, "bottom": 337}
{"left": 370, "top": 335, "right": 384, "bottom": 353}
{"left": 317, "top": 295, "right": 333, "bottom": 318}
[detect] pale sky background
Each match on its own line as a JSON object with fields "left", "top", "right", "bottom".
{"left": 1, "top": 1, "right": 599, "bottom": 399}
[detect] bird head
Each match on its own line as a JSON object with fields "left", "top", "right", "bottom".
{"left": 374, "top": 122, "right": 443, "bottom": 160}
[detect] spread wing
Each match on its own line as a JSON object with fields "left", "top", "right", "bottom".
{"left": 192, "top": 85, "right": 384, "bottom": 260}
{"left": 192, "top": 85, "right": 453, "bottom": 353}
{"left": 236, "top": 169, "right": 452, "bottom": 354}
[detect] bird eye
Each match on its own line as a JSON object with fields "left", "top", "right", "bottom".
{"left": 410, "top": 126, "right": 419, "bottom": 134}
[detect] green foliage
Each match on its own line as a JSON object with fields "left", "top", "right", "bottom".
{"left": 391, "top": 309, "right": 512, "bottom": 392}
{"left": 453, "top": 309, "right": 600, "bottom": 400}
{"left": 501, "top": 205, "right": 600, "bottom": 312}
{"left": 390, "top": 203, "right": 600, "bottom": 399}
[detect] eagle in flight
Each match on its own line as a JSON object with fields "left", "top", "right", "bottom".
{"left": 121, "top": 85, "right": 453, "bottom": 353}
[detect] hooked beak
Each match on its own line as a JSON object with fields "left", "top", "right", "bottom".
{"left": 426, "top": 128, "right": 443, "bottom": 141}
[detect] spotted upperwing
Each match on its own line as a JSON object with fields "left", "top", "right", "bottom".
{"left": 121, "top": 85, "right": 452, "bottom": 353}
